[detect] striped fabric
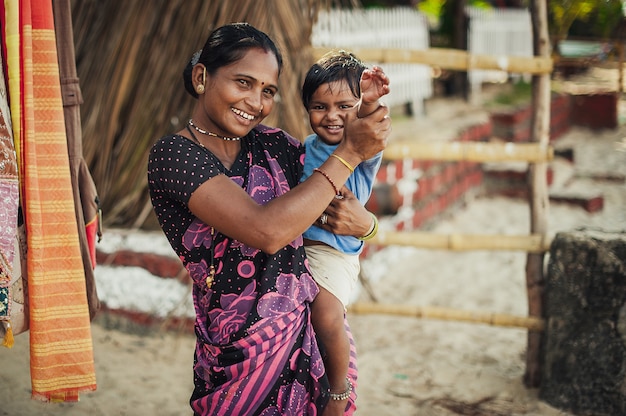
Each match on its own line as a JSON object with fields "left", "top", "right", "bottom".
{"left": 1, "top": 0, "right": 96, "bottom": 401}
{"left": 0, "top": 51, "right": 19, "bottom": 347}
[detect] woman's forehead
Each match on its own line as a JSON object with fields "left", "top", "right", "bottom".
{"left": 219, "top": 48, "right": 279, "bottom": 85}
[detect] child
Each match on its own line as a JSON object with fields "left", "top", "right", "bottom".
{"left": 300, "top": 50, "right": 389, "bottom": 414}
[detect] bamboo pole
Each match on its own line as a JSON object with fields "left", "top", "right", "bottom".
{"left": 525, "top": 0, "right": 551, "bottom": 389}
{"left": 348, "top": 303, "right": 545, "bottom": 332}
{"left": 371, "top": 231, "right": 552, "bottom": 253}
{"left": 383, "top": 141, "right": 554, "bottom": 163}
{"left": 312, "top": 46, "right": 553, "bottom": 74}
{"left": 618, "top": 42, "right": 624, "bottom": 94}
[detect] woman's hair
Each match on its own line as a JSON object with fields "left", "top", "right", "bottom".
{"left": 183, "top": 22, "right": 283, "bottom": 98}
{"left": 301, "top": 50, "right": 367, "bottom": 110}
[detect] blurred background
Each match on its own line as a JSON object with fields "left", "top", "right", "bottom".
{"left": 72, "top": 0, "right": 625, "bottom": 229}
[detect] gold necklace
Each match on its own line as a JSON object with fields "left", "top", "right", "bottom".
{"left": 188, "top": 119, "right": 241, "bottom": 141}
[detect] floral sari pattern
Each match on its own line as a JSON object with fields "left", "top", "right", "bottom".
{"left": 148, "top": 125, "right": 358, "bottom": 415}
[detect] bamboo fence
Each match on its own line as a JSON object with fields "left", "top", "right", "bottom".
{"left": 312, "top": 46, "right": 553, "bottom": 74}
{"left": 310, "top": 10, "right": 555, "bottom": 383}
{"left": 348, "top": 303, "right": 545, "bottom": 332}
{"left": 329, "top": 3, "right": 552, "bottom": 388}
{"left": 371, "top": 232, "right": 552, "bottom": 253}
{"left": 383, "top": 141, "right": 554, "bottom": 163}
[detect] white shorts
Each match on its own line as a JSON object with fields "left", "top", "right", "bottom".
{"left": 305, "top": 244, "right": 360, "bottom": 308}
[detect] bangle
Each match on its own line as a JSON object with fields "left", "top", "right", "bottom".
{"left": 313, "top": 168, "right": 341, "bottom": 196}
{"left": 329, "top": 377, "right": 353, "bottom": 401}
{"left": 358, "top": 213, "right": 378, "bottom": 241}
{"left": 330, "top": 153, "right": 355, "bottom": 173}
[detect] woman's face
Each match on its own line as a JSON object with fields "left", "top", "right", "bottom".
{"left": 307, "top": 79, "right": 359, "bottom": 146}
{"left": 198, "top": 48, "right": 279, "bottom": 138}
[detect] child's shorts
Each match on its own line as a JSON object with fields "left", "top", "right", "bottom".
{"left": 304, "top": 244, "right": 360, "bottom": 308}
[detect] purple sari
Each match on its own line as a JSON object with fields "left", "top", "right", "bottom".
{"left": 148, "top": 125, "right": 358, "bottom": 415}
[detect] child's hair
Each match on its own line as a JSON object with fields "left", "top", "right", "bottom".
{"left": 301, "top": 50, "right": 367, "bottom": 110}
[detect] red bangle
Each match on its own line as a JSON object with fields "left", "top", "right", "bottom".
{"left": 313, "top": 168, "right": 341, "bottom": 196}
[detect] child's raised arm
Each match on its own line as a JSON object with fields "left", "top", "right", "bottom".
{"left": 357, "top": 65, "right": 390, "bottom": 118}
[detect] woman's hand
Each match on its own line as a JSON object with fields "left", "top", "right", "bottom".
{"left": 318, "top": 187, "right": 373, "bottom": 237}
{"left": 336, "top": 103, "right": 390, "bottom": 166}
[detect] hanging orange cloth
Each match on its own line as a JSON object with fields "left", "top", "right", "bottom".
{"left": 1, "top": 0, "right": 96, "bottom": 401}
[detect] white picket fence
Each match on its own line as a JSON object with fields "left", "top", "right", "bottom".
{"left": 466, "top": 7, "right": 534, "bottom": 99}
{"left": 312, "top": 7, "right": 433, "bottom": 116}
{"left": 312, "top": 7, "right": 534, "bottom": 108}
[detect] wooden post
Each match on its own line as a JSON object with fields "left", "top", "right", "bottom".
{"left": 618, "top": 42, "right": 624, "bottom": 94}
{"left": 525, "top": 0, "right": 551, "bottom": 388}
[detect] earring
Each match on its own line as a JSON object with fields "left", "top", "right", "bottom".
{"left": 196, "top": 66, "right": 207, "bottom": 95}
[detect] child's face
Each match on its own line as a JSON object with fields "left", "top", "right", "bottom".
{"left": 307, "top": 80, "right": 359, "bottom": 146}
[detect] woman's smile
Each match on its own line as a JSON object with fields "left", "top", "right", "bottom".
{"left": 231, "top": 107, "right": 257, "bottom": 121}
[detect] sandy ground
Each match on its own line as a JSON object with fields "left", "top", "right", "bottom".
{"left": 1, "top": 73, "right": 625, "bottom": 415}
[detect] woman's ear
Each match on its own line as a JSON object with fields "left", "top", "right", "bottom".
{"left": 193, "top": 65, "right": 206, "bottom": 95}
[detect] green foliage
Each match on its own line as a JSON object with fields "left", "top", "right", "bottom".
{"left": 550, "top": 0, "right": 624, "bottom": 56}
{"left": 549, "top": 0, "right": 596, "bottom": 40}
{"left": 591, "top": 0, "right": 624, "bottom": 38}
{"left": 469, "top": 0, "right": 491, "bottom": 9}
{"left": 418, "top": 0, "right": 443, "bottom": 20}
{"left": 435, "top": 0, "right": 492, "bottom": 46}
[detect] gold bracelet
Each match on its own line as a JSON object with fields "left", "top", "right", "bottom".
{"left": 358, "top": 213, "right": 378, "bottom": 241}
{"left": 313, "top": 168, "right": 341, "bottom": 196}
{"left": 330, "top": 153, "right": 355, "bottom": 173}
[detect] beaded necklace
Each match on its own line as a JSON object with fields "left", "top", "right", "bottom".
{"left": 188, "top": 119, "right": 241, "bottom": 141}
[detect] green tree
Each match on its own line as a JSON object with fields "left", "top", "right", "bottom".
{"left": 591, "top": 0, "right": 624, "bottom": 38}
{"left": 549, "top": 0, "right": 595, "bottom": 54}
{"left": 418, "top": 0, "right": 491, "bottom": 36}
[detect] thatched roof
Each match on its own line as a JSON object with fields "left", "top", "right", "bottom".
{"left": 73, "top": 0, "right": 357, "bottom": 229}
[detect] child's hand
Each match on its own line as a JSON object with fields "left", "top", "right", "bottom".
{"left": 360, "top": 66, "right": 390, "bottom": 106}
{"left": 358, "top": 66, "right": 390, "bottom": 118}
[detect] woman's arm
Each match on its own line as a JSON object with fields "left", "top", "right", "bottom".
{"left": 188, "top": 105, "right": 390, "bottom": 254}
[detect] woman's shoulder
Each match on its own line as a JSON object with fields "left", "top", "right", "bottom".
{"left": 154, "top": 132, "right": 184, "bottom": 145}
{"left": 150, "top": 133, "right": 190, "bottom": 153}
{"left": 251, "top": 124, "right": 302, "bottom": 148}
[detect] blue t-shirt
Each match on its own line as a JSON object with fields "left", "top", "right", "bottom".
{"left": 301, "top": 133, "right": 382, "bottom": 255}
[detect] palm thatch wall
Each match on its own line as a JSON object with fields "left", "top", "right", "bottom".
{"left": 72, "top": 0, "right": 356, "bottom": 229}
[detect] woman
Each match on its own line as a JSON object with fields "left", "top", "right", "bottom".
{"left": 147, "top": 23, "right": 390, "bottom": 415}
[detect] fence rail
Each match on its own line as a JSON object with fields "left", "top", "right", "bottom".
{"left": 312, "top": 46, "right": 552, "bottom": 74}
{"left": 381, "top": 141, "right": 554, "bottom": 163}
{"left": 371, "top": 231, "right": 552, "bottom": 253}
{"left": 348, "top": 303, "right": 545, "bottom": 331}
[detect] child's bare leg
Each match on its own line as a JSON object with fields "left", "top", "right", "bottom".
{"left": 311, "top": 286, "right": 350, "bottom": 415}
